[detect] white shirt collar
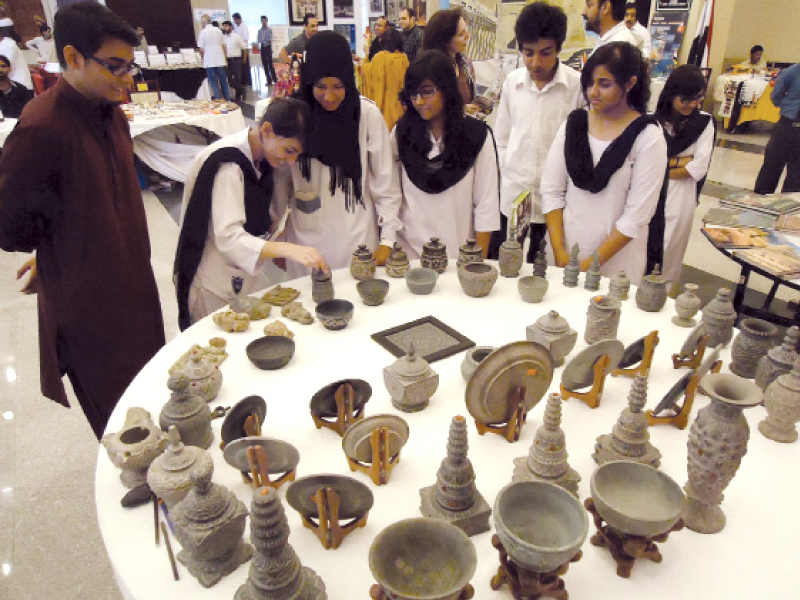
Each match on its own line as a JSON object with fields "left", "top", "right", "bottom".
{"left": 599, "top": 21, "right": 628, "bottom": 43}
{"left": 518, "top": 62, "right": 568, "bottom": 92}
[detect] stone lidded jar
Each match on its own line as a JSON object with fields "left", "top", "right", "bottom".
{"left": 673, "top": 282, "right": 702, "bottom": 327}
{"left": 584, "top": 295, "right": 621, "bottom": 344}
{"left": 102, "top": 407, "right": 167, "bottom": 489}
{"left": 170, "top": 350, "right": 222, "bottom": 403}
{"left": 421, "top": 237, "right": 448, "bottom": 273}
{"left": 730, "top": 318, "right": 777, "bottom": 379}
{"left": 385, "top": 243, "right": 410, "bottom": 278}
{"left": 311, "top": 267, "right": 334, "bottom": 304}
{"left": 499, "top": 239, "right": 523, "bottom": 278}
{"left": 759, "top": 354, "right": 800, "bottom": 443}
{"left": 383, "top": 342, "right": 440, "bottom": 412}
{"left": 635, "top": 264, "right": 668, "bottom": 312}
{"left": 457, "top": 238, "right": 484, "bottom": 269}
{"left": 608, "top": 270, "right": 630, "bottom": 301}
{"left": 350, "top": 244, "right": 376, "bottom": 281}
{"left": 159, "top": 376, "right": 214, "bottom": 450}
{"left": 755, "top": 326, "right": 799, "bottom": 390}
{"left": 526, "top": 310, "right": 577, "bottom": 367}
{"left": 701, "top": 288, "right": 738, "bottom": 348}
{"left": 147, "top": 426, "right": 213, "bottom": 509}
{"left": 457, "top": 262, "right": 499, "bottom": 298}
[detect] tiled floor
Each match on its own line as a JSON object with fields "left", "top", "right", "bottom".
{"left": 0, "top": 88, "right": 792, "bottom": 600}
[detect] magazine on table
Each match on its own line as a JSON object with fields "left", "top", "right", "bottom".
{"left": 703, "top": 226, "right": 769, "bottom": 248}
{"left": 702, "top": 206, "right": 777, "bottom": 229}
{"left": 733, "top": 247, "right": 800, "bottom": 279}
{"left": 775, "top": 213, "right": 800, "bottom": 235}
{"left": 719, "top": 192, "right": 800, "bottom": 216}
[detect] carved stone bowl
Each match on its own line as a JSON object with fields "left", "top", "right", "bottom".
{"left": 494, "top": 481, "right": 588, "bottom": 573}
{"left": 245, "top": 336, "right": 295, "bottom": 370}
{"left": 222, "top": 436, "right": 300, "bottom": 476}
{"left": 357, "top": 278, "right": 390, "bottom": 306}
{"left": 405, "top": 268, "right": 438, "bottom": 295}
{"left": 316, "top": 299, "right": 355, "bottom": 330}
{"left": 369, "top": 518, "right": 476, "bottom": 600}
{"left": 286, "top": 474, "right": 374, "bottom": 521}
{"left": 590, "top": 461, "right": 684, "bottom": 538}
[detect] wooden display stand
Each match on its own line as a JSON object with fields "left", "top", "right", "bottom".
{"left": 242, "top": 444, "right": 296, "bottom": 490}
{"left": 490, "top": 534, "right": 581, "bottom": 600}
{"left": 370, "top": 583, "right": 474, "bottom": 600}
{"left": 298, "top": 487, "right": 369, "bottom": 550}
{"left": 612, "top": 331, "right": 659, "bottom": 378}
{"left": 672, "top": 334, "right": 709, "bottom": 370}
{"left": 585, "top": 498, "right": 683, "bottom": 578}
{"left": 560, "top": 355, "right": 611, "bottom": 409}
{"left": 346, "top": 427, "right": 401, "bottom": 486}
{"left": 646, "top": 360, "right": 723, "bottom": 430}
{"left": 311, "top": 382, "right": 365, "bottom": 437}
{"left": 475, "top": 386, "right": 528, "bottom": 443}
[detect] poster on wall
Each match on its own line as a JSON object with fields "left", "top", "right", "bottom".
{"left": 385, "top": 0, "right": 401, "bottom": 26}
{"left": 334, "top": 23, "right": 356, "bottom": 51}
{"left": 271, "top": 25, "right": 290, "bottom": 56}
{"left": 194, "top": 8, "right": 228, "bottom": 25}
{"left": 289, "top": 0, "right": 328, "bottom": 25}
{"left": 656, "top": 0, "right": 692, "bottom": 10}
{"left": 649, "top": 10, "right": 689, "bottom": 78}
{"left": 369, "top": 0, "right": 382, "bottom": 15}
{"left": 334, "top": 0, "right": 354, "bottom": 19}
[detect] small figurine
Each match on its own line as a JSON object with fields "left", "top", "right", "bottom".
{"left": 563, "top": 243, "right": 580, "bottom": 287}
{"left": 262, "top": 319, "right": 295, "bottom": 339}
{"left": 533, "top": 239, "right": 547, "bottom": 278}
{"left": 212, "top": 310, "right": 250, "bottom": 333}
{"left": 281, "top": 301, "right": 314, "bottom": 325}
{"left": 230, "top": 295, "right": 272, "bottom": 320}
{"left": 584, "top": 252, "right": 601, "bottom": 291}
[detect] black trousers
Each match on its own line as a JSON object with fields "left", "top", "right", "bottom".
{"left": 754, "top": 117, "right": 800, "bottom": 194}
{"left": 227, "top": 56, "right": 244, "bottom": 100}
{"left": 261, "top": 45, "right": 277, "bottom": 84}
{"left": 241, "top": 53, "right": 252, "bottom": 86}
{"left": 487, "top": 213, "right": 548, "bottom": 263}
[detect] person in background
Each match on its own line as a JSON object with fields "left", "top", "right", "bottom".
{"left": 733, "top": 45, "right": 767, "bottom": 74}
{"left": 399, "top": 7, "right": 423, "bottom": 63}
{"left": 423, "top": 8, "right": 474, "bottom": 106}
{"left": 174, "top": 98, "right": 326, "bottom": 328}
{"left": 197, "top": 14, "right": 230, "bottom": 101}
{"left": 26, "top": 26, "right": 56, "bottom": 62}
{"left": 393, "top": 50, "right": 499, "bottom": 259}
{"left": 0, "top": 54, "right": 33, "bottom": 117}
{"left": 0, "top": 25, "right": 32, "bottom": 90}
{"left": 221, "top": 20, "right": 247, "bottom": 101}
{"left": 232, "top": 13, "right": 251, "bottom": 88}
{"left": 134, "top": 26, "right": 148, "bottom": 52}
{"left": 366, "top": 15, "right": 388, "bottom": 61}
{"left": 541, "top": 42, "right": 667, "bottom": 286}
{"left": 279, "top": 13, "right": 318, "bottom": 63}
{"left": 279, "top": 31, "right": 402, "bottom": 278}
{"left": 0, "top": 2, "right": 165, "bottom": 439}
{"left": 258, "top": 15, "right": 277, "bottom": 85}
{"left": 489, "top": 2, "right": 583, "bottom": 263}
{"left": 583, "top": 0, "right": 637, "bottom": 56}
{"left": 650, "top": 65, "right": 715, "bottom": 283}
{"left": 754, "top": 62, "right": 800, "bottom": 194}
{"left": 624, "top": 2, "right": 651, "bottom": 60}
{"left": 363, "top": 28, "right": 408, "bottom": 130}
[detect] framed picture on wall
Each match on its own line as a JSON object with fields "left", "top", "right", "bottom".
{"left": 385, "top": 0, "right": 401, "bottom": 25}
{"left": 369, "top": 0, "right": 383, "bottom": 15}
{"left": 289, "top": 0, "right": 328, "bottom": 26}
{"left": 333, "top": 0, "right": 354, "bottom": 19}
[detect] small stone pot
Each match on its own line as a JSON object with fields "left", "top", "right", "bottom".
{"left": 350, "top": 244, "right": 376, "bottom": 281}
{"left": 457, "top": 238, "right": 484, "bottom": 269}
{"left": 635, "top": 266, "right": 668, "bottom": 312}
{"left": 357, "top": 278, "right": 390, "bottom": 306}
{"left": 673, "top": 283, "right": 702, "bottom": 327}
{"left": 421, "top": 237, "right": 448, "bottom": 273}
{"left": 518, "top": 276, "right": 548, "bottom": 303}
{"left": 499, "top": 239, "right": 523, "bottom": 278}
{"left": 311, "top": 268, "right": 334, "bottom": 304}
{"left": 386, "top": 243, "right": 410, "bottom": 278}
{"left": 405, "top": 267, "right": 438, "bottom": 295}
{"left": 584, "top": 295, "right": 621, "bottom": 344}
{"left": 608, "top": 271, "right": 630, "bottom": 301}
{"left": 460, "top": 346, "right": 495, "bottom": 382}
{"left": 730, "top": 318, "right": 777, "bottom": 379}
{"left": 457, "top": 262, "right": 498, "bottom": 298}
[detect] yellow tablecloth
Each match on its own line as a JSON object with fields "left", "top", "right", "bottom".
{"left": 723, "top": 83, "right": 781, "bottom": 129}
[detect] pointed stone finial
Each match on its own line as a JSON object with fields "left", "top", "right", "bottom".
{"left": 584, "top": 252, "right": 602, "bottom": 291}
{"left": 628, "top": 374, "right": 647, "bottom": 413}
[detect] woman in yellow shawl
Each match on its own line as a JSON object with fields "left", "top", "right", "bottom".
{"left": 364, "top": 28, "right": 408, "bottom": 130}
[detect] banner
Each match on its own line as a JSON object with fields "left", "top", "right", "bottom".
{"left": 649, "top": 10, "right": 689, "bottom": 78}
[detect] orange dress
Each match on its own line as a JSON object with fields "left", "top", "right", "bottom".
{"left": 363, "top": 50, "right": 409, "bottom": 131}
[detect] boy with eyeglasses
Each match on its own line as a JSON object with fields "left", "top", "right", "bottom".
{"left": 0, "top": 2, "right": 166, "bottom": 440}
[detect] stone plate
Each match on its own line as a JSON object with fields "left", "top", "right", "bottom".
{"left": 680, "top": 323, "right": 707, "bottom": 357}
{"left": 220, "top": 395, "right": 267, "bottom": 448}
{"left": 342, "top": 414, "right": 409, "bottom": 463}
{"left": 223, "top": 436, "right": 300, "bottom": 474}
{"left": 465, "top": 341, "right": 554, "bottom": 424}
{"left": 310, "top": 379, "right": 372, "bottom": 418}
{"left": 286, "top": 474, "right": 374, "bottom": 520}
{"left": 653, "top": 371, "right": 693, "bottom": 415}
{"left": 618, "top": 337, "right": 646, "bottom": 369}
{"left": 561, "top": 340, "right": 625, "bottom": 391}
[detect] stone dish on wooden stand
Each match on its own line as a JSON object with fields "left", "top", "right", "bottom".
{"left": 342, "top": 414, "right": 409, "bottom": 485}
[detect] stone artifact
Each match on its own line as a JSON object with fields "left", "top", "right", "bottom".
{"left": 121, "top": 484, "right": 153, "bottom": 508}
{"left": 759, "top": 354, "right": 800, "bottom": 443}
{"left": 230, "top": 295, "right": 273, "bottom": 320}
{"left": 309, "top": 379, "right": 372, "bottom": 436}
{"left": 755, "top": 326, "right": 799, "bottom": 390}
{"left": 357, "top": 278, "right": 390, "bottom": 306}
{"left": 262, "top": 319, "right": 294, "bottom": 339}
{"left": 421, "top": 237, "right": 448, "bottom": 273}
{"left": 517, "top": 275, "right": 548, "bottom": 303}
{"left": 385, "top": 243, "right": 410, "bottom": 278}
{"left": 342, "top": 414, "right": 410, "bottom": 485}
{"left": 160, "top": 376, "right": 214, "bottom": 450}
{"left": 457, "top": 238, "right": 484, "bottom": 268}
{"left": 584, "top": 295, "right": 621, "bottom": 344}
{"left": 147, "top": 426, "right": 213, "bottom": 509}
{"left": 383, "top": 342, "right": 439, "bottom": 412}
{"left": 168, "top": 338, "right": 228, "bottom": 378}
{"left": 212, "top": 310, "right": 250, "bottom": 333}
{"left": 311, "top": 267, "right": 334, "bottom": 304}
{"left": 561, "top": 339, "right": 625, "bottom": 391}
{"left": 460, "top": 346, "right": 494, "bottom": 383}
{"left": 315, "top": 299, "right": 354, "bottom": 330}
{"left": 420, "top": 415, "right": 491, "bottom": 536}
{"left": 683, "top": 372, "right": 762, "bottom": 534}
{"left": 608, "top": 270, "right": 630, "bottom": 301}
{"left": 457, "top": 262, "right": 498, "bottom": 298}
{"left": 499, "top": 238, "right": 523, "bottom": 278}
{"left": 221, "top": 395, "right": 267, "bottom": 448}
{"left": 350, "top": 244, "right": 376, "bottom": 281}
{"left": 246, "top": 336, "right": 295, "bottom": 370}
{"left": 261, "top": 285, "right": 300, "bottom": 306}
{"left": 405, "top": 267, "right": 438, "bottom": 295}
{"left": 222, "top": 437, "right": 300, "bottom": 486}
{"left": 513, "top": 393, "right": 580, "bottom": 496}
{"left": 593, "top": 374, "right": 662, "bottom": 467}
{"left": 700, "top": 288, "right": 737, "bottom": 347}
{"left": 281, "top": 301, "right": 314, "bottom": 324}
{"left": 730, "top": 318, "right": 777, "bottom": 379}
{"left": 562, "top": 243, "right": 580, "bottom": 287}
{"left": 169, "top": 350, "right": 222, "bottom": 403}
{"left": 237, "top": 487, "right": 326, "bottom": 600}
{"left": 533, "top": 239, "right": 548, "bottom": 278}
{"left": 584, "top": 252, "right": 601, "bottom": 291}
{"left": 369, "top": 518, "right": 476, "bottom": 600}
{"left": 102, "top": 407, "right": 167, "bottom": 488}
{"left": 635, "top": 264, "right": 668, "bottom": 312}
{"left": 672, "top": 283, "right": 702, "bottom": 327}
{"left": 526, "top": 311, "right": 577, "bottom": 367}
{"left": 172, "top": 464, "right": 253, "bottom": 588}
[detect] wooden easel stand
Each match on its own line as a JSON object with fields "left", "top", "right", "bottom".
{"left": 298, "top": 487, "right": 368, "bottom": 550}
{"left": 311, "top": 382, "right": 365, "bottom": 437}
{"left": 475, "top": 386, "right": 527, "bottom": 442}
{"left": 612, "top": 331, "right": 659, "bottom": 378}
{"left": 647, "top": 359, "right": 722, "bottom": 430}
{"left": 672, "top": 334, "right": 709, "bottom": 370}
{"left": 347, "top": 427, "right": 400, "bottom": 485}
{"left": 560, "top": 355, "right": 611, "bottom": 409}
{"left": 242, "top": 444, "right": 296, "bottom": 490}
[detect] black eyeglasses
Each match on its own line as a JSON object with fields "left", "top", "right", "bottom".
{"left": 410, "top": 87, "right": 438, "bottom": 100}
{"left": 89, "top": 56, "right": 140, "bottom": 77}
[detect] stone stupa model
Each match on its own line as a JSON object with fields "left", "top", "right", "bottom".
{"left": 236, "top": 486, "right": 326, "bottom": 600}
{"left": 419, "top": 415, "right": 491, "bottom": 536}
{"left": 593, "top": 374, "right": 662, "bottom": 468}
{"left": 563, "top": 243, "right": 580, "bottom": 287}
{"left": 584, "top": 252, "right": 601, "bottom": 291}
{"left": 513, "top": 393, "right": 580, "bottom": 496}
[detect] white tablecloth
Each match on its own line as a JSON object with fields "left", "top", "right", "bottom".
{"left": 95, "top": 264, "right": 797, "bottom": 600}
{"left": 0, "top": 118, "right": 16, "bottom": 147}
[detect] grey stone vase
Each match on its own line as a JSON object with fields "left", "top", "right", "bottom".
{"left": 159, "top": 375, "right": 214, "bottom": 450}
{"left": 700, "top": 288, "right": 737, "bottom": 347}
{"left": 584, "top": 295, "right": 621, "bottom": 344}
{"left": 673, "top": 283, "right": 702, "bottom": 327}
{"left": 755, "top": 326, "right": 799, "bottom": 391}
{"left": 635, "top": 264, "right": 668, "bottom": 312}
{"left": 147, "top": 426, "right": 213, "bottom": 509}
{"left": 730, "top": 318, "right": 777, "bottom": 379}
{"left": 759, "top": 354, "right": 800, "bottom": 443}
{"left": 499, "top": 239, "right": 523, "bottom": 278}
{"left": 457, "top": 238, "right": 484, "bottom": 269}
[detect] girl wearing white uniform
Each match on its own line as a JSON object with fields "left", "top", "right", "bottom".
{"left": 174, "top": 98, "right": 326, "bottom": 329}
{"left": 542, "top": 41, "right": 667, "bottom": 286}
{"left": 649, "top": 65, "right": 715, "bottom": 283}
{"left": 393, "top": 50, "right": 499, "bottom": 259}
{"left": 279, "top": 31, "right": 402, "bottom": 279}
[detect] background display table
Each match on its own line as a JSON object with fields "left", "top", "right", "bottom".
{"left": 95, "top": 263, "right": 798, "bottom": 600}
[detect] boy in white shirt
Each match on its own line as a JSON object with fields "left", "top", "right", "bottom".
{"left": 221, "top": 20, "right": 247, "bottom": 100}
